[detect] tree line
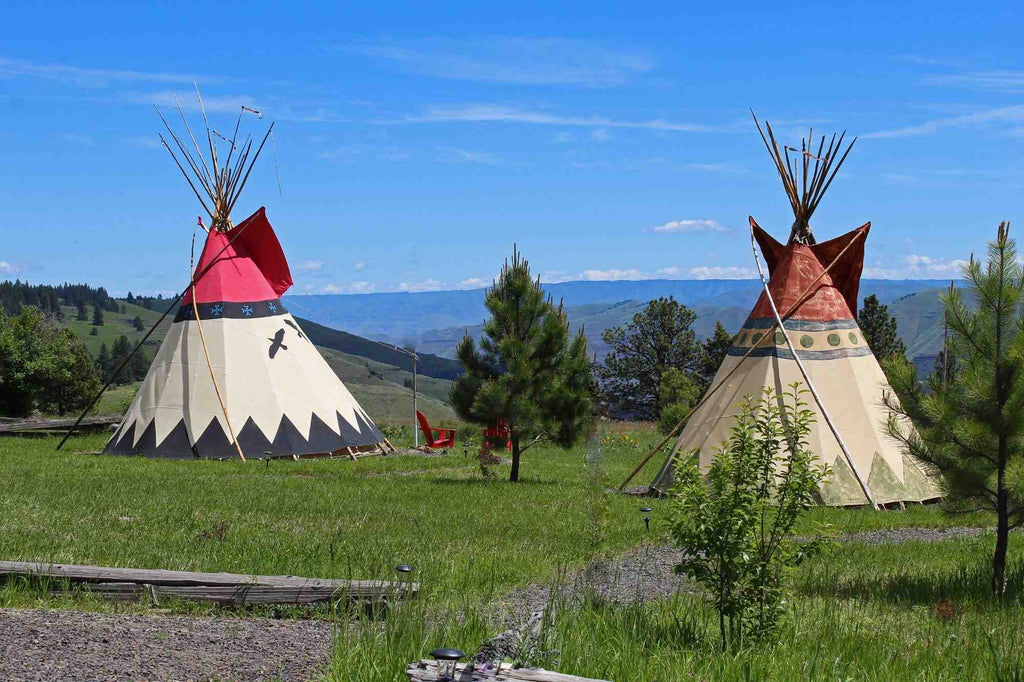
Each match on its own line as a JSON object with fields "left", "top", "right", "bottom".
{"left": 0, "top": 280, "right": 122, "bottom": 317}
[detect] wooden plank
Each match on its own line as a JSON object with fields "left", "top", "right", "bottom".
{"left": 406, "top": 661, "right": 607, "bottom": 682}
{"left": 0, "top": 561, "right": 418, "bottom": 600}
{"left": 0, "top": 417, "right": 119, "bottom": 434}
{"left": 80, "top": 581, "right": 383, "bottom": 605}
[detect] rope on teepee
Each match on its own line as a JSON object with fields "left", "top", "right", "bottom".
{"left": 749, "top": 225, "right": 877, "bottom": 509}
{"left": 189, "top": 227, "right": 246, "bottom": 463}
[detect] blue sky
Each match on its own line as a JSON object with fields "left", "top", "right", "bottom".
{"left": 1, "top": 0, "right": 1021, "bottom": 296}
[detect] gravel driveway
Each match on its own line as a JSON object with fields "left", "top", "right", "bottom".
{"left": 0, "top": 609, "right": 334, "bottom": 681}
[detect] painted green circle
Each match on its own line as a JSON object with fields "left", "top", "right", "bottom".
{"left": 800, "top": 335, "right": 814, "bottom": 348}
{"left": 751, "top": 332, "right": 762, "bottom": 344}
{"left": 848, "top": 332, "right": 859, "bottom": 345}
{"left": 774, "top": 331, "right": 786, "bottom": 345}
{"left": 827, "top": 333, "right": 841, "bottom": 347}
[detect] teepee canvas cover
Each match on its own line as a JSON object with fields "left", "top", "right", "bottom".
{"left": 649, "top": 219, "right": 940, "bottom": 505}
{"left": 105, "top": 207, "right": 385, "bottom": 459}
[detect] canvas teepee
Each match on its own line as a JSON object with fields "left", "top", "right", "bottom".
{"left": 105, "top": 96, "right": 386, "bottom": 459}
{"left": 648, "top": 117, "right": 940, "bottom": 506}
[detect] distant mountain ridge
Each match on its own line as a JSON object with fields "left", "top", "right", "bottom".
{"left": 285, "top": 279, "right": 956, "bottom": 357}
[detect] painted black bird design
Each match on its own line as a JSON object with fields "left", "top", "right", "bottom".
{"left": 268, "top": 328, "right": 288, "bottom": 359}
{"left": 283, "top": 318, "right": 306, "bottom": 341}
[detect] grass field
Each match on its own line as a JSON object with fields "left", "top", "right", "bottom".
{"left": 0, "top": 425, "right": 1020, "bottom": 681}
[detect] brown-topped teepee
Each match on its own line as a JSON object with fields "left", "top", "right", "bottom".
{"left": 647, "top": 116, "right": 941, "bottom": 506}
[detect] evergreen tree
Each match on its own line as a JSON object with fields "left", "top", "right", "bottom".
{"left": 450, "top": 247, "right": 592, "bottom": 482}
{"left": 133, "top": 316, "right": 145, "bottom": 331}
{"left": 699, "top": 321, "right": 734, "bottom": 390}
{"left": 126, "top": 292, "right": 135, "bottom": 304}
{"left": 76, "top": 301, "right": 87, "bottom": 321}
{"left": 930, "top": 348, "right": 961, "bottom": 387}
{"left": 858, "top": 294, "right": 906, "bottom": 360}
{"left": 97, "top": 343, "right": 111, "bottom": 376}
{"left": 91, "top": 304, "right": 104, "bottom": 326}
{"left": 884, "top": 223, "right": 1024, "bottom": 595}
{"left": 109, "top": 335, "right": 135, "bottom": 385}
{"left": 597, "top": 297, "right": 703, "bottom": 420}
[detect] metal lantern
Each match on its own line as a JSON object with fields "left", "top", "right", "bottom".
{"left": 430, "top": 648, "right": 465, "bottom": 680}
{"left": 640, "top": 506, "right": 652, "bottom": 532}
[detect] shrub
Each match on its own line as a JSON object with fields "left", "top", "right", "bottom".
{"left": 666, "top": 383, "right": 829, "bottom": 650}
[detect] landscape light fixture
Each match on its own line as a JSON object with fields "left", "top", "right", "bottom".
{"left": 395, "top": 564, "right": 414, "bottom": 577}
{"left": 640, "top": 507, "right": 652, "bottom": 532}
{"left": 429, "top": 648, "right": 465, "bottom": 680}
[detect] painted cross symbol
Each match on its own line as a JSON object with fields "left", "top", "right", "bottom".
{"left": 267, "top": 301, "right": 278, "bottom": 313}
{"left": 268, "top": 328, "right": 288, "bottom": 359}
{"left": 241, "top": 304, "right": 254, "bottom": 317}
{"left": 210, "top": 304, "right": 223, "bottom": 317}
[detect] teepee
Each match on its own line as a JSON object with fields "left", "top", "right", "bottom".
{"left": 105, "top": 95, "right": 387, "bottom": 460}
{"left": 647, "top": 117, "right": 940, "bottom": 506}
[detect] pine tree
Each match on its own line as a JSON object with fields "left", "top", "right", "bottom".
{"left": 597, "top": 297, "right": 703, "bottom": 420}
{"left": 109, "top": 335, "right": 134, "bottom": 385}
{"left": 450, "top": 247, "right": 593, "bottom": 482}
{"left": 97, "top": 343, "right": 111, "bottom": 376}
{"left": 699, "top": 321, "right": 734, "bottom": 390}
{"left": 858, "top": 294, "right": 906, "bottom": 360}
{"left": 884, "top": 223, "right": 1024, "bottom": 595}
{"left": 76, "top": 301, "right": 87, "bottom": 321}
{"left": 133, "top": 316, "right": 144, "bottom": 331}
{"left": 91, "top": 304, "right": 104, "bottom": 326}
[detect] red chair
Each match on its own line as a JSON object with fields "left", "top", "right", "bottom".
{"left": 484, "top": 419, "right": 512, "bottom": 452}
{"left": 416, "top": 410, "right": 457, "bottom": 449}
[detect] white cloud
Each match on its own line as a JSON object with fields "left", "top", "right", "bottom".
{"left": 0, "top": 261, "right": 21, "bottom": 274}
{"left": 397, "top": 278, "right": 444, "bottom": 292}
{"left": 687, "top": 266, "right": 757, "bottom": 279}
{"left": 553, "top": 131, "right": 574, "bottom": 143}
{"left": 590, "top": 128, "right": 611, "bottom": 141}
{"left": 903, "top": 254, "right": 970, "bottom": 276}
{"left": 320, "top": 281, "right": 376, "bottom": 294}
{"left": 458, "top": 277, "right": 489, "bottom": 289}
{"left": 297, "top": 259, "right": 325, "bottom": 272}
{"left": 581, "top": 268, "right": 643, "bottom": 281}
{"left": 56, "top": 132, "right": 95, "bottom": 146}
{"left": 540, "top": 269, "right": 571, "bottom": 284}
{"left": 656, "top": 267, "right": 682, "bottom": 276}
{"left": 355, "top": 261, "right": 367, "bottom": 271}
{"left": 923, "top": 70, "right": 1024, "bottom": 93}
{"left": 652, "top": 219, "right": 729, "bottom": 234}
{"left": 438, "top": 147, "right": 506, "bottom": 165}
{"left": 405, "top": 103, "right": 720, "bottom": 132}
{"left": 348, "top": 37, "right": 653, "bottom": 88}
{"left": 863, "top": 105, "right": 1024, "bottom": 139}
{"left": 0, "top": 57, "right": 219, "bottom": 87}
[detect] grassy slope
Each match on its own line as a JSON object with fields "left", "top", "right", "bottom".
{"left": 62, "top": 302, "right": 170, "bottom": 357}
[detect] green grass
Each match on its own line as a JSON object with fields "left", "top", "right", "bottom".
{"left": 1, "top": 426, "right": 1019, "bottom": 681}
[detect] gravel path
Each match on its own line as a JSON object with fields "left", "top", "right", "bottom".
{"left": 0, "top": 609, "right": 334, "bottom": 681}
{"left": 0, "top": 525, "right": 999, "bottom": 680}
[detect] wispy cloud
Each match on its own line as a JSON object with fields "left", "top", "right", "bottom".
{"left": 651, "top": 219, "right": 729, "bottom": 234}
{"left": 590, "top": 128, "right": 611, "bottom": 142}
{"left": 0, "top": 57, "right": 221, "bottom": 87}
{"left": 863, "top": 105, "right": 1024, "bottom": 139}
{"left": 924, "top": 70, "right": 1024, "bottom": 93}
{"left": 397, "top": 278, "right": 444, "bottom": 292}
{"left": 687, "top": 266, "right": 756, "bottom": 279}
{"left": 355, "top": 261, "right": 367, "bottom": 271}
{"left": 348, "top": 37, "right": 654, "bottom": 88}
{"left": 0, "top": 261, "right": 23, "bottom": 274}
{"left": 862, "top": 254, "right": 970, "bottom": 279}
{"left": 297, "top": 259, "right": 325, "bottom": 272}
{"left": 458, "top": 277, "right": 489, "bottom": 289}
{"left": 404, "top": 103, "right": 721, "bottom": 132}
{"left": 321, "top": 281, "right": 375, "bottom": 294}
{"left": 437, "top": 146, "right": 508, "bottom": 165}
{"left": 580, "top": 268, "right": 643, "bottom": 281}
{"left": 56, "top": 132, "right": 95, "bottom": 146}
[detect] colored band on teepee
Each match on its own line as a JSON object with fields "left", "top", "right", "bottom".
{"left": 174, "top": 298, "right": 288, "bottom": 322}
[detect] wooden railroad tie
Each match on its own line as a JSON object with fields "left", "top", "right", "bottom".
{"left": 0, "top": 560, "right": 418, "bottom": 606}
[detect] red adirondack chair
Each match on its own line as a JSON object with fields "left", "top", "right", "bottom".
{"left": 416, "top": 410, "right": 457, "bottom": 449}
{"left": 483, "top": 419, "right": 511, "bottom": 452}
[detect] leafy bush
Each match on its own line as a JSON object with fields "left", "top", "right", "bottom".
{"left": 666, "top": 384, "right": 829, "bottom": 650}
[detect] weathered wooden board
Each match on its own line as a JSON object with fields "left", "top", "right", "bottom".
{"left": 406, "top": 661, "right": 608, "bottom": 682}
{"left": 0, "top": 417, "right": 119, "bottom": 434}
{"left": 0, "top": 561, "right": 418, "bottom": 604}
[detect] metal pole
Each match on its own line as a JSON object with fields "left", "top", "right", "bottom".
{"left": 412, "top": 354, "right": 418, "bottom": 448}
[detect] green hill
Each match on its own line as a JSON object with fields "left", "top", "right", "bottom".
{"left": 61, "top": 301, "right": 171, "bottom": 357}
